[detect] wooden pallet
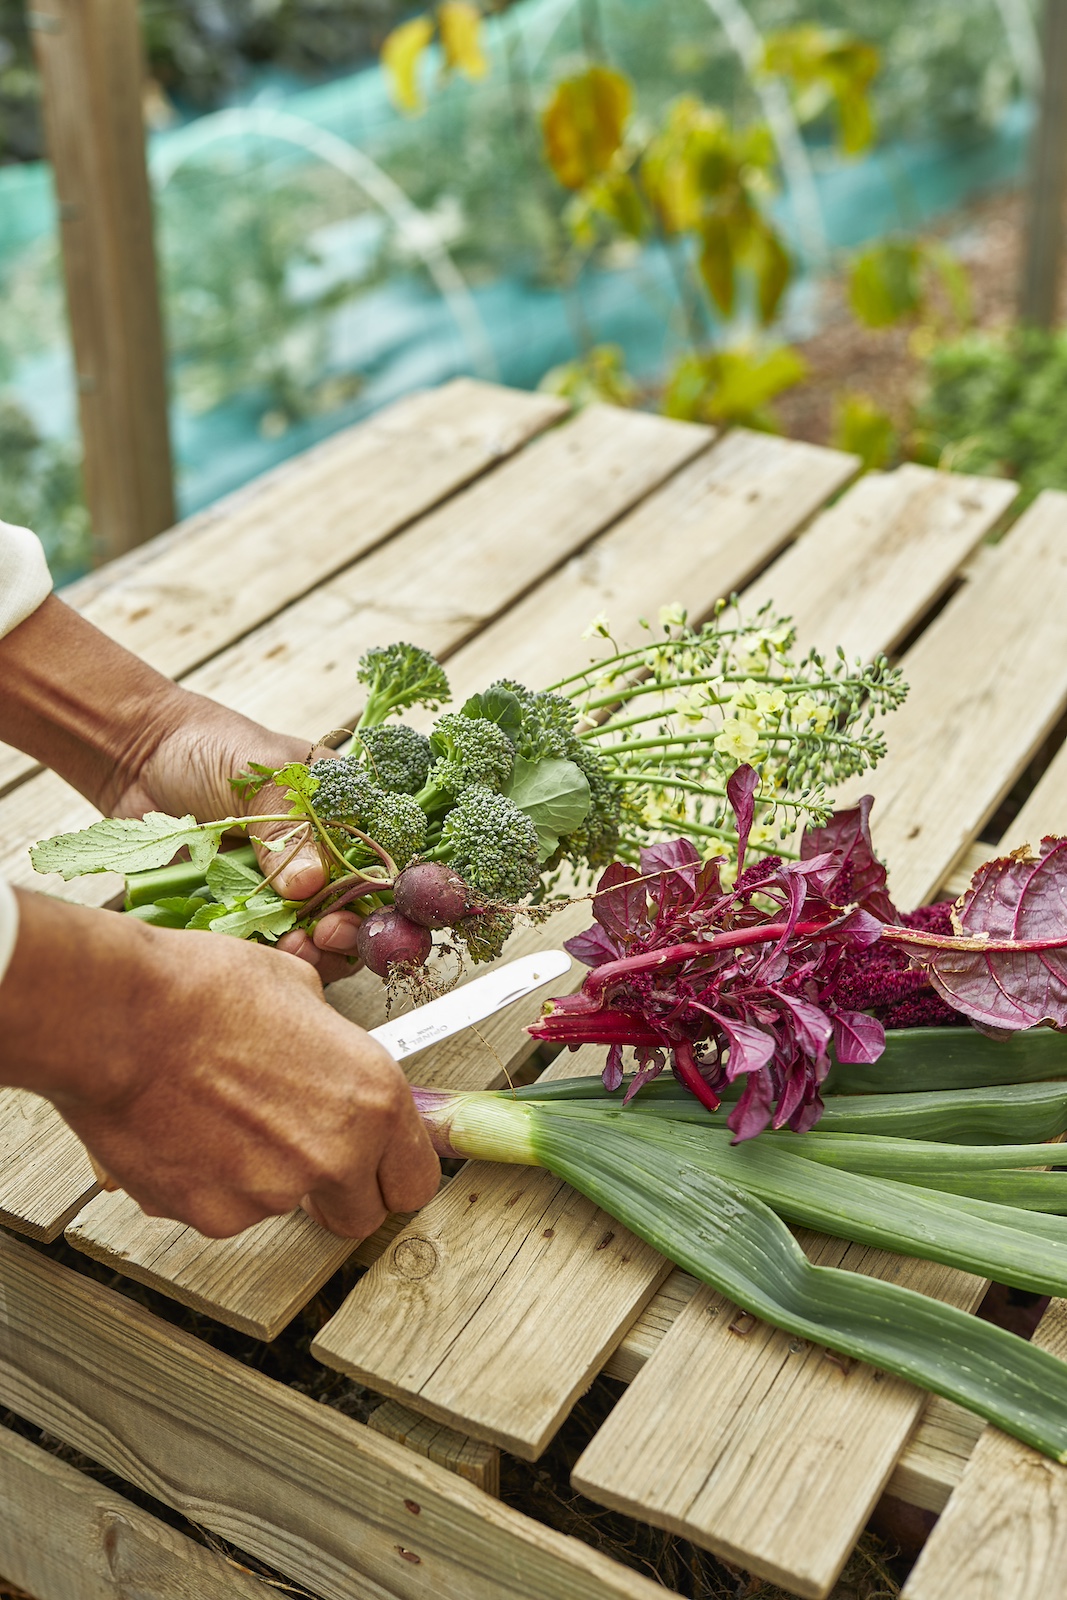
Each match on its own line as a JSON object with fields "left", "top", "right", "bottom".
{"left": 2, "top": 377, "right": 1065, "bottom": 1600}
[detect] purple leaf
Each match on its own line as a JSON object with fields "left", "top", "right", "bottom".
{"left": 565, "top": 923, "right": 622, "bottom": 969}
{"left": 727, "top": 1073, "right": 774, "bottom": 1140}
{"left": 832, "top": 1009, "right": 886, "bottom": 1064}
{"left": 591, "top": 861, "right": 648, "bottom": 944}
{"left": 802, "top": 796, "right": 898, "bottom": 923}
{"left": 639, "top": 838, "right": 701, "bottom": 880}
{"left": 779, "top": 995, "right": 833, "bottom": 1057}
{"left": 602, "top": 1043, "right": 626, "bottom": 1092}
{"left": 712, "top": 1013, "right": 776, "bottom": 1081}
{"left": 889, "top": 838, "right": 1067, "bottom": 1031}
{"left": 622, "top": 1047, "right": 668, "bottom": 1104}
{"left": 727, "top": 764, "right": 759, "bottom": 873}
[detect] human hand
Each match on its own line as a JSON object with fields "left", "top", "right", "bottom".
{"left": 106, "top": 685, "right": 362, "bottom": 982}
{"left": 3, "top": 891, "right": 441, "bottom": 1238}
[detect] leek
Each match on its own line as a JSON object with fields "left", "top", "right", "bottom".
{"left": 413, "top": 1086, "right": 1067, "bottom": 1461}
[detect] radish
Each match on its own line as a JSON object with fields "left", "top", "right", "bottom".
{"left": 355, "top": 909, "right": 432, "bottom": 976}
{"left": 393, "top": 862, "right": 472, "bottom": 929}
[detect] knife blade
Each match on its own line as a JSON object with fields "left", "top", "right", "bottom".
{"left": 368, "top": 949, "right": 572, "bottom": 1062}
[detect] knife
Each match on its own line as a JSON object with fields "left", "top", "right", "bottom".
{"left": 368, "top": 949, "right": 573, "bottom": 1062}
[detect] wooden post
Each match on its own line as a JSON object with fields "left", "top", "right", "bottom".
{"left": 1019, "top": 0, "right": 1067, "bottom": 327}
{"left": 29, "top": 0, "right": 176, "bottom": 564}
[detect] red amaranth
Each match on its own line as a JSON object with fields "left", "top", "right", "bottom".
{"left": 836, "top": 901, "right": 968, "bottom": 1030}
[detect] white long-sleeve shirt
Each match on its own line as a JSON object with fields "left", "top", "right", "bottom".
{"left": 0, "top": 521, "right": 54, "bottom": 982}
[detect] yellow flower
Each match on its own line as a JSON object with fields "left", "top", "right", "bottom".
{"left": 582, "top": 611, "right": 613, "bottom": 640}
{"left": 715, "top": 717, "right": 762, "bottom": 762}
{"left": 659, "top": 602, "right": 688, "bottom": 630}
{"left": 753, "top": 685, "right": 787, "bottom": 716}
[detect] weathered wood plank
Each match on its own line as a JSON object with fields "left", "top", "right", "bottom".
{"left": 0, "top": 1420, "right": 275, "bottom": 1600}
{"left": 0, "top": 1090, "right": 97, "bottom": 1242}
{"left": 435, "top": 427, "right": 858, "bottom": 707}
{"left": 902, "top": 1300, "right": 1067, "bottom": 1599}
{"left": 1, "top": 403, "right": 708, "bottom": 904}
{"left": 743, "top": 462, "right": 1017, "bottom": 661}
{"left": 0, "top": 1233, "right": 661, "bottom": 1600}
{"left": 835, "top": 489, "right": 1067, "bottom": 911}
{"left": 368, "top": 1400, "right": 501, "bottom": 1496}
{"left": 940, "top": 730, "right": 1067, "bottom": 901}
{"left": 0, "top": 379, "right": 566, "bottom": 797}
{"left": 64, "top": 911, "right": 589, "bottom": 1337}
{"left": 346, "top": 1218, "right": 979, "bottom": 1519}
{"left": 573, "top": 1236, "right": 987, "bottom": 1600}
{"left": 178, "top": 403, "right": 709, "bottom": 742}
{"left": 313, "top": 1045, "right": 671, "bottom": 1459}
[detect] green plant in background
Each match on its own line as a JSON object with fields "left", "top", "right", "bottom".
{"left": 912, "top": 329, "right": 1067, "bottom": 508}
{"left": 831, "top": 391, "right": 897, "bottom": 471}
{"left": 760, "top": 25, "right": 880, "bottom": 155}
{"left": 848, "top": 235, "right": 970, "bottom": 331}
{"left": 161, "top": 162, "right": 373, "bottom": 434}
{"left": 540, "top": 342, "right": 638, "bottom": 407}
{"left": 0, "top": 398, "right": 90, "bottom": 583}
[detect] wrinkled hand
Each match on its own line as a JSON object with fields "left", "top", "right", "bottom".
{"left": 4, "top": 892, "right": 440, "bottom": 1239}
{"left": 106, "top": 688, "right": 361, "bottom": 982}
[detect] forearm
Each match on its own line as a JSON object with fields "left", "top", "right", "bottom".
{"left": 0, "top": 889, "right": 161, "bottom": 1107}
{"left": 0, "top": 595, "right": 186, "bottom": 812}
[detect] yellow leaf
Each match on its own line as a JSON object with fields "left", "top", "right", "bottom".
{"left": 541, "top": 65, "right": 633, "bottom": 191}
{"left": 439, "top": 1, "right": 487, "bottom": 81}
{"left": 382, "top": 15, "right": 434, "bottom": 113}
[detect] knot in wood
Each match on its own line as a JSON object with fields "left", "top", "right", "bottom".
{"left": 392, "top": 1235, "right": 439, "bottom": 1279}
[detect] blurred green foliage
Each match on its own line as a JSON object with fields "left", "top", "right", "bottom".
{"left": 913, "top": 330, "right": 1067, "bottom": 508}
{"left": 0, "top": 397, "right": 89, "bottom": 583}
{"left": 832, "top": 391, "right": 897, "bottom": 470}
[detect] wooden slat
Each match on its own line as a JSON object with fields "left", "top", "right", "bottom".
{"left": 178, "top": 403, "right": 709, "bottom": 742}
{"left": 941, "top": 731, "right": 1067, "bottom": 900}
{"left": 743, "top": 462, "right": 1017, "bottom": 661}
{"left": 346, "top": 1220, "right": 979, "bottom": 1517}
{"left": 0, "top": 1420, "right": 276, "bottom": 1600}
{"left": 0, "top": 1234, "right": 661, "bottom": 1600}
{"left": 313, "top": 1040, "right": 669, "bottom": 1459}
{"left": 0, "top": 1090, "right": 97, "bottom": 1241}
{"left": 572, "top": 1237, "right": 986, "bottom": 1600}
{"left": 368, "top": 1400, "right": 500, "bottom": 1495}
{"left": 433, "top": 427, "right": 858, "bottom": 707}
{"left": 832, "top": 489, "right": 1067, "bottom": 910}
{"left": 0, "top": 379, "right": 566, "bottom": 797}
{"left": 902, "top": 1300, "right": 1067, "bottom": 1599}
{"left": 2, "top": 402, "right": 707, "bottom": 906}
{"left": 64, "top": 909, "right": 590, "bottom": 1337}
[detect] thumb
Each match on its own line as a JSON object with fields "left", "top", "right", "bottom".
{"left": 250, "top": 743, "right": 342, "bottom": 902}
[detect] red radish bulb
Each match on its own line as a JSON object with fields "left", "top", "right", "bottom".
{"left": 356, "top": 909, "right": 432, "bottom": 976}
{"left": 393, "top": 862, "right": 472, "bottom": 929}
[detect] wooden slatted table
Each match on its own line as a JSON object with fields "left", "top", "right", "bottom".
{"left": 1, "top": 375, "right": 1064, "bottom": 1600}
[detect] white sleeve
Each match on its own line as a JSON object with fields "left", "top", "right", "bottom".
{"left": 0, "top": 518, "right": 52, "bottom": 641}
{"left": 0, "top": 519, "right": 52, "bottom": 983}
{"left": 0, "top": 879, "right": 18, "bottom": 989}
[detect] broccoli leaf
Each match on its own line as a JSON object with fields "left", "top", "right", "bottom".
{"left": 30, "top": 813, "right": 227, "bottom": 880}
{"left": 207, "top": 852, "right": 265, "bottom": 904}
{"left": 460, "top": 687, "right": 524, "bottom": 746}
{"left": 505, "top": 756, "right": 592, "bottom": 862}
{"left": 188, "top": 892, "right": 297, "bottom": 941}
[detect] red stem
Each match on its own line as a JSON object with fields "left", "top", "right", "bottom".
{"left": 580, "top": 921, "right": 830, "bottom": 1000}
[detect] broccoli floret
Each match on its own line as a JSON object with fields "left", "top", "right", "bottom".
{"left": 454, "top": 909, "right": 515, "bottom": 965}
{"left": 420, "top": 714, "right": 515, "bottom": 807}
{"left": 309, "top": 758, "right": 380, "bottom": 824}
{"left": 357, "top": 724, "right": 432, "bottom": 795}
{"left": 356, "top": 642, "right": 450, "bottom": 729}
{"left": 433, "top": 786, "right": 540, "bottom": 901}
{"left": 489, "top": 679, "right": 578, "bottom": 760}
{"left": 364, "top": 789, "right": 427, "bottom": 870}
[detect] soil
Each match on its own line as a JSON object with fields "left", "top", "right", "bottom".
{"left": 774, "top": 186, "right": 1027, "bottom": 451}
